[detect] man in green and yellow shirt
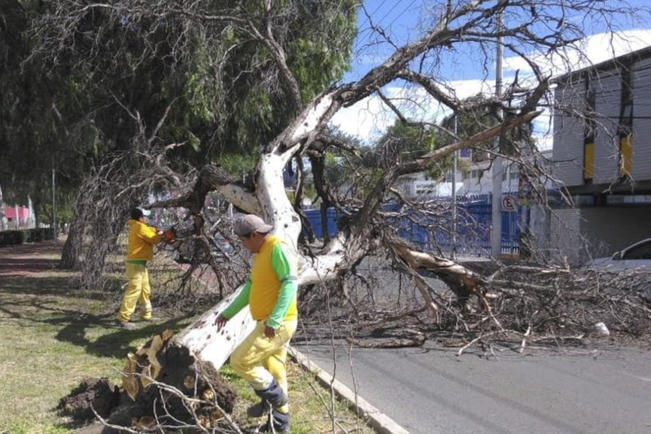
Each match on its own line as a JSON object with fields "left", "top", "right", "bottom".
{"left": 117, "top": 207, "right": 162, "bottom": 329}
{"left": 215, "top": 214, "right": 298, "bottom": 433}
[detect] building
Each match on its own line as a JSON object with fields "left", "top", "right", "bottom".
{"left": 552, "top": 45, "right": 651, "bottom": 263}
{"left": 1, "top": 206, "right": 32, "bottom": 230}
{"left": 396, "top": 148, "right": 552, "bottom": 200}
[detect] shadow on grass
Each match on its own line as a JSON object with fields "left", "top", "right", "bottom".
{"left": 0, "top": 275, "right": 123, "bottom": 299}
{"left": 54, "top": 314, "right": 195, "bottom": 358}
{"left": 1, "top": 273, "right": 195, "bottom": 359}
{"left": 0, "top": 256, "right": 60, "bottom": 274}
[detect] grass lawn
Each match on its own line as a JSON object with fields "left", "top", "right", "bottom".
{"left": 0, "top": 240, "right": 372, "bottom": 433}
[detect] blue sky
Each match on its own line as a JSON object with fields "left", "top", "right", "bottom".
{"left": 331, "top": 0, "right": 651, "bottom": 145}
{"left": 343, "top": 0, "right": 651, "bottom": 82}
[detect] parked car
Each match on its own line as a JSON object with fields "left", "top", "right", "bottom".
{"left": 588, "top": 238, "right": 651, "bottom": 272}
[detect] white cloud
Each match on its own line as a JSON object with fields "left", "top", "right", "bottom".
{"left": 330, "top": 93, "right": 396, "bottom": 143}
{"left": 331, "top": 30, "right": 651, "bottom": 145}
{"left": 330, "top": 79, "right": 494, "bottom": 142}
{"left": 504, "top": 29, "right": 651, "bottom": 77}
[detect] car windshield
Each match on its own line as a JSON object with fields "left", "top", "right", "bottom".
{"left": 622, "top": 240, "right": 651, "bottom": 260}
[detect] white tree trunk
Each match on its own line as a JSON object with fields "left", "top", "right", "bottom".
{"left": 174, "top": 285, "right": 255, "bottom": 370}
{"left": 174, "top": 242, "right": 353, "bottom": 370}
{"left": 174, "top": 109, "right": 356, "bottom": 369}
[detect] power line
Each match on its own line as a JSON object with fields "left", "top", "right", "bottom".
{"left": 386, "top": 0, "right": 418, "bottom": 29}
{"left": 356, "top": 0, "right": 421, "bottom": 51}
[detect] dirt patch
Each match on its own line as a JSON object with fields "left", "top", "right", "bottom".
{"left": 59, "top": 333, "right": 237, "bottom": 432}
{"left": 58, "top": 378, "right": 120, "bottom": 423}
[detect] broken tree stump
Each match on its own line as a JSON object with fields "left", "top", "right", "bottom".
{"left": 62, "top": 325, "right": 240, "bottom": 432}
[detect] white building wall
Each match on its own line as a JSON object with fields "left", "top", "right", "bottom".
{"left": 552, "top": 82, "right": 585, "bottom": 187}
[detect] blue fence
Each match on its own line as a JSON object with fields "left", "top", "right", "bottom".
{"left": 304, "top": 208, "right": 339, "bottom": 238}
{"left": 391, "top": 199, "right": 523, "bottom": 256}
{"left": 304, "top": 195, "right": 525, "bottom": 256}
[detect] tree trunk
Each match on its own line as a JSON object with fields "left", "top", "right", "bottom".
{"left": 59, "top": 201, "right": 86, "bottom": 270}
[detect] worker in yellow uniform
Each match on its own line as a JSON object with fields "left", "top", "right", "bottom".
{"left": 215, "top": 214, "right": 298, "bottom": 433}
{"left": 117, "top": 207, "right": 162, "bottom": 329}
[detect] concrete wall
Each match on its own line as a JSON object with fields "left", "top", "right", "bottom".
{"left": 578, "top": 206, "right": 651, "bottom": 255}
{"left": 549, "top": 208, "right": 584, "bottom": 265}
{"left": 548, "top": 205, "right": 651, "bottom": 265}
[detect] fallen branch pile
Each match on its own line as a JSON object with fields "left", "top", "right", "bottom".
{"left": 298, "top": 258, "right": 651, "bottom": 355}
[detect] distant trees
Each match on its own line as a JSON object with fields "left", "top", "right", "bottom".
{"left": 0, "top": 0, "right": 356, "bottom": 275}
{"left": 0, "top": 0, "right": 357, "bottom": 240}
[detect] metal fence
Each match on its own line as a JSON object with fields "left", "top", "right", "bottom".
{"left": 303, "top": 195, "right": 524, "bottom": 257}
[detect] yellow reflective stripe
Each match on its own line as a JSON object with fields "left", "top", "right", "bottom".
{"left": 584, "top": 141, "right": 594, "bottom": 180}
{"left": 620, "top": 134, "right": 633, "bottom": 177}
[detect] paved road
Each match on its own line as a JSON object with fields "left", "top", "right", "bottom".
{"left": 295, "top": 342, "right": 651, "bottom": 434}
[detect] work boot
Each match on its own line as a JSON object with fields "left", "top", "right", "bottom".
{"left": 140, "top": 307, "right": 153, "bottom": 321}
{"left": 253, "top": 379, "right": 287, "bottom": 409}
{"left": 116, "top": 320, "right": 136, "bottom": 330}
{"left": 247, "top": 399, "right": 270, "bottom": 418}
{"left": 259, "top": 409, "right": 290, "bottom": 433}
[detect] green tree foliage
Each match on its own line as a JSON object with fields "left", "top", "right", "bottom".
{"left": 0, "top": 0, "right": 357, "bottom": 217}
{"left": 0, "top": 0, "right": 80, "bottom": 222}
{"left": 381, "top": 121, "right": 451, "bottom": 180}
{"left": 326, "top": 120, "right": 450, "bottom": 191}
{"left": 438, "top": 95, "right": 535, "bottom": 162}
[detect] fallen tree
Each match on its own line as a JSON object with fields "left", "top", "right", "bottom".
{"left": 41, "top": 0, "right": 646, "bottom": 431}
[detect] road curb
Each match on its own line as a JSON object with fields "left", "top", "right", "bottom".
{"left": 289, "top": 347, "right": 410, "bottom": 434}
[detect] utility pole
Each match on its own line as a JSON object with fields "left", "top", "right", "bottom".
{"left": 52, "top": 166, "right": 56, "bottom": 239}
{"left": 0, "top": 185, "right": 5, "bottom": 231}
{"left": 490, "top": 10, "right": 504, "bottom": 257}
{"left": 451, "top": 115, "right": 458, "bottom": 259}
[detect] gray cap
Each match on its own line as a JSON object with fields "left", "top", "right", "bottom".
{"left": 233, "top": 214, "right": 273, "bottom": 236}
{"left": 131, "top": 207, "right": 151, "bottom": 220}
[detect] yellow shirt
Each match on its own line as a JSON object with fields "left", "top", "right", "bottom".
{"left": 248, "top": 235, "right": 298, "bottom": 323}
{"left": 126, "top": 219, "right": 161, "bottom": 261}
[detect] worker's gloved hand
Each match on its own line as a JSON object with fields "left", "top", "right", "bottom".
{"left": 264, "top": 325, "right": 277, "bottom": 338}
{"left": 214, "top": 314, "right": 228, "bottom": 330}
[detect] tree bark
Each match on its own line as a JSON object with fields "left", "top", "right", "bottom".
{"left": 59, "top": 200, "right": 86, "bottom": 270}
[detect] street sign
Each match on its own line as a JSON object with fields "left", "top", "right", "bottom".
{"left": 502, "top": 195, "right": 518, "bottom": 212}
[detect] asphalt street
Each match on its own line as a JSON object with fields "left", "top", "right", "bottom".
{"left": 295, "top": 342, "right": 651, "bottom": 434}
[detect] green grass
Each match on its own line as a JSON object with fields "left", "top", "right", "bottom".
{"left": 0, "top": 241, "right": 373, "bottom": 433}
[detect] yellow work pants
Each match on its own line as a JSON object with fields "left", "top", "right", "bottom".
{"left": 230, "top": 319, "right": 297, "bottom": 412}
{"left": 117, "top": 263, "right": 152, "bottom": 322}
